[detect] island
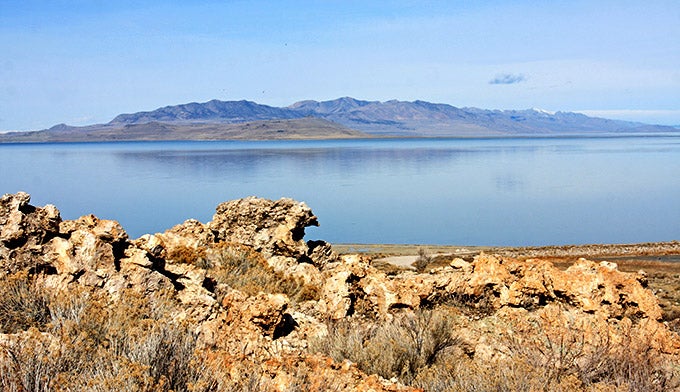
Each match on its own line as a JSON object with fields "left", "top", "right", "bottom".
{"left": 2, "top": 97, "right": 677, "bottom": 143}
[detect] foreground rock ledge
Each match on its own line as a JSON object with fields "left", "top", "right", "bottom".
{"left": 1, "top": 192, "right": 679, "bottom": 391}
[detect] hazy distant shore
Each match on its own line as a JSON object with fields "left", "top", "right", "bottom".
{"left": 333, "top": 241, "right": 680, "bottom": 261}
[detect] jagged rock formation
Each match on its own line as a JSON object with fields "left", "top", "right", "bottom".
{"left": 0, "top": 192, "right": 412, "bottom": 391}
{"left": 1, "top": 192, "right": 679, "bottom": 391}
{"left": 0, "top": 192, "right": 61, "bottom": 271}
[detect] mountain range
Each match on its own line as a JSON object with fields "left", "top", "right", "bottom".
{"left": 1, "top": 97, "right": 676, "bottom": 142}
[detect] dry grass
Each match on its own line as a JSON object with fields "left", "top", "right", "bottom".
{"left": 0, "top": 272, "right": 199, "bottom": 392}
{"left": 0, "top": 272, "right": 51, "bottom": 333}
{"left": 309, "top": 303, "right": 679, "bottom": 392}
{"left": 188, "top": 353, "right": 350, "bottom": 392}
{"left": 166, "top": 245, "right": 208, "bottom": 265}
{"left": 2, "top": 244, "right": 679, "bottom": 391}
{"left": 204, "top": 243, "right": 320, "bottom": 305}
{"left": 423, "top": 286, "right": 498, "bottom": 318}
{"left": 505, "top": 308, "right": 679, "bottom": 391}
{"left": 157, "top": 243, "right": 321, "bottom": 305}
{"left": 309, "top": 308, "right": 462, "bottom": 384}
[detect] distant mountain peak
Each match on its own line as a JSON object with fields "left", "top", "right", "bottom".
{"left": 47, "top": 123, "right": 73, "bottom": 132}
{"left": 109, "top": 99, "right": 303, "bottom": 125}
{"left": 530, "top": 108, "right": 555, "bottom": 115}
{"left": 51, "top": 97, "right": 677, "bottom": 138}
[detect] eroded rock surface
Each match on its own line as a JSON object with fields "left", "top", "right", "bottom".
{"left": 1, "top": 192, "right": 678, "bottom": 391}
{"left": 209, "top": 197, "right": 318, "bottom": 260}
{"left": 0, "top": 192, "right": 61, "bottom": 272}
{"left": 317, "top": 253, "right": 664, "bottom": 323}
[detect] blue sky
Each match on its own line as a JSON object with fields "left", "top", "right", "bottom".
{"left": 1, "top": 0, "right": 679, "bottom": 131}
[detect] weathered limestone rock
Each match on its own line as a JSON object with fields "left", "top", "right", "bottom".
{"left": 449, "top": 257, "right": 473, "bottom": 272}
{"left": 448, "top": 254, "right": 661, "bottom": 320}
{"left": 0, "top": 192, "right": 61, "bottom": 244}
{"left": 209, "top": 196, "right": 318, "bottom": 260}
{"left": 267, "top": 255, "right": 324, "bottom": 287}
{"left": 0, "top": 192, "right": 61, "bottom": 273}
{"left": 113, "top": 246, "right": 171, "bottom": 294}
{"left": 316, "top": 252, "right": 665, "bottom": 323}
{"left": 197, "top": 290, "right": 290, "bottom": 355}
{"left": 135, "top": 197, "right": 336, "bottom": 287}
{"left": 135, "top": 218, "right": 216, "bottom": 262}
{"left": 553, "top": 258, "right": 662, "bottom": 319}
{"left": 1, "top": 192, "right": 677, "bottom": 391}
{"left": 307, "top": 239, "right": 337, "bottom": 269}
{"left": 48, "top": 215, "right": 128, "bottom": 280}
{"left": 317, "top": 254, "right": 369, "bottom": 318}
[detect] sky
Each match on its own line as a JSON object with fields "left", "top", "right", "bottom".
{"left": 1, "top": 0, "right": 679, "bottom": 132}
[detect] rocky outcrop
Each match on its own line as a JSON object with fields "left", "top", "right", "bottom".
{"left": 1, "top": 192, "right": 413, "bottom": 391}
{"left": 1, "top": 192, "right": 678, "bottom": 391}
{"left": 0, "top": 190, "right": 672, "bottom": 324}
{"left": 209, "top": 197, "right": 317, "bottom": 258}
{"left": 0, "top": 192, "right": 61, "bottom": 273}
{"left": 317, "top": 253, "right": 664, "bottom": 323}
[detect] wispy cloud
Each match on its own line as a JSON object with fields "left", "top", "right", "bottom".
{"left": 489, "top": 73, "right": 526, "bottom": 85}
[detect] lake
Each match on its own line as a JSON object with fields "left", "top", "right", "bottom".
{"left": 1, "top": 136, "right": 679, "bottom": 246}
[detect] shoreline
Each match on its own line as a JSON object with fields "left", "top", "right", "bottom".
{"left": 332, "top": 241, "right": 680, "bottom": 269}
{"left": 332, "top": 240, "right": 680, "bottom": 257}
{"left": 3, "top": 131, "right": 680, "bottom": 144}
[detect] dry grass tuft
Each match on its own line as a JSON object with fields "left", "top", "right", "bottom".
{"left": 205, "top": 243, "right": 320, "bottom": 304}
{"left": 505, "top": 308, "right": 679, "bottom": 391}
{"left": 310, "top": 308, "right": 461, "bottom": 384}
{"left": 166, "top": 245, "right": 207, "bottom": 265}
{"left": 309, "top": 303, "right": 679, "bottom": 391}
{"left": 0, "top": 273, "right": 200, "bottom": 392}
{"left": 0, "top": 272, "right": 51, "bottom": 333}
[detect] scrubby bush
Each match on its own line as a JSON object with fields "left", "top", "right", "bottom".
{"left": 412, "top": 247, "right": 432, "bottom": 272}
{"left": 0, "top": 272, "right": 51, "bottom": 333}
{"left": 0, "top": 273, "right": 200, "bottom": 392}
{"left": 310, "top": 308, "right": 461, "bottom": 384}
{"left": 506, "top": 309, "right": 679, "bottom": 391}
{"left": 309, "top": 304, "right": 679, "bottom": 392}
{"left": 206, "top": 243, "right": 319, "bottom": 304}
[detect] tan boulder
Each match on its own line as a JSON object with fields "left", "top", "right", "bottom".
{"left": 0, "top": 192, "right": 61, "bottom": 273}
{"left": 48, "top": 215, "right": 127, "bottom": 277}
{"left": 208, "top": 197, "right": 325, "bottom": 263}
{"left": 554, "top": 258, "right": 663, "bottom": 319}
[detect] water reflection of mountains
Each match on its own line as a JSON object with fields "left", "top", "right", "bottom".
{"left": 114, "top": 146, "right": 512, "bottom": 175}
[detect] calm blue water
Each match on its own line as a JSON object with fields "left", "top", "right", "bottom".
{"left": 1, "top": 137, "right": 679, "bottom": 246}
